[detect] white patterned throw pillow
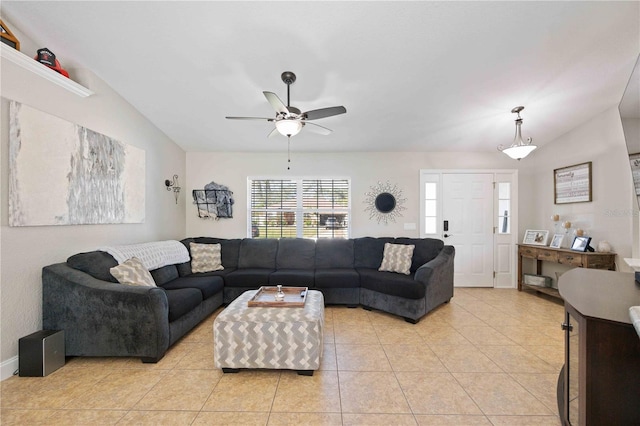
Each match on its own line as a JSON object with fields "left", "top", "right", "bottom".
{"left": 190, "top": 242, "right": 224, "bottom": 273}
{"left": 379, "top": 243, "right": 415, "bottom": 275}
{"left": 109, "top": 257, "right": 157, "bottom": 287}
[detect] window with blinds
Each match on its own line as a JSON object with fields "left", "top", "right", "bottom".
{"left": 249, "top": 178, "right": 350, "bottom": 239}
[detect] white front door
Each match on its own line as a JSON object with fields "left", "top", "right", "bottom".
{"left": 442, "top": 173, "right": 494, "bottom": 287}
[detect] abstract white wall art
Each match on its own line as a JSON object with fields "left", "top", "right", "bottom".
{"left": 9, "top": 101, "right": 145, "bottom": 226}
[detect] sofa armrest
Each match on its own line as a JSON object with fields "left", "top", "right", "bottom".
{"left": 414, "top": 245, "right": 455, "bottom": 309}
{"left": 42, "top": 263, "right": 170, "bottom": 361}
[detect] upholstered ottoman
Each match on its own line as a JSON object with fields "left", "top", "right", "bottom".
{"left": 213, "top": 289, "right": 324, "bottom": 375}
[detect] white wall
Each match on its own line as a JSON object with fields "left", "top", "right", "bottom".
{"left": 186, "top": 151, "right": 518, "bottom": 238}
{"left": 0, "top": 21, "right": 186, "bottom": 375}
{"left": 518, "top": 106, "right": 634, "bottom": 280}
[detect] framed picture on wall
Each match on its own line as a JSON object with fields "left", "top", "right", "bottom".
{"left": 522, "top": 229, "right": 549, "bottom": 246}
{"left": 554, "top": 162, "right": 592, "bottom": 204}
{"left": 549, "top": 234, "right": 564, "bottom": 249}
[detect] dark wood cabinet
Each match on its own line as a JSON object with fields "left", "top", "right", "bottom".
{"left": 557, "top": 268, "right": 640, "bottom": 425}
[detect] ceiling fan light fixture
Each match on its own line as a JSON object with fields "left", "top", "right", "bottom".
{"left": 275, "top": 119, "right": 302, "bottom": 137}
{"left": 498, "top": 106, "right": 537, "bottom": 160}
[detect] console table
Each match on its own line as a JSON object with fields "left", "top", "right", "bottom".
{"left": 557, "top": 268, "right": 640, "bottom": 425}
{"left": 517, "top": 244, "right": 616, "bottom": 298}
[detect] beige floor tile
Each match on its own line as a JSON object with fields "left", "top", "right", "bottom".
{"left": 342, "top": 413, "right": 418, "bottom": 425}
{"left": 453, "top": 373, "right": 553, "bottom": 415}
{"left": 272, "top": 370, "right": 341, "bottom": 413}
{"left": 335, "top": 344, "right": 391, "bottom": 371}
{"left": 416, "top": 325, "right": 472, "bottom": 345}
{"left": 119, "top": 410, "right": 198, "bottom": 425}
{"left": 40, "top": 409, "right": 127, "bottom": 425}
{"left": 510, "top": 373, "right": 562, "bottom": 413}
{"left": 493, "top": 326, "right": 563, "bottom": 346}
{"left": 323, "top": 320, "right": 336, "bottom": 343}
{"left": 429, "top": 345, "right": 502, "bottom": 373}
{"left": 267, "top": 411, "right": 343, "bottom": 425}
{"left": 367, "top": 310, "right": 413, "bottom": 326}
{"left": 320, "top": 343, "right": 337, "bottom": 370}
{"left": 373, "top": 324, "right": 424, "bottom": 345}
{"left": 477, "top": 345, "right": 558, "bottom": 374}
{"left": 414, "top": 414, "right": 492, "bottom": 425}
{"left": 383, "top": 344, "right": 447, "bottom": 372}
{"left": 134, "top": 369, "right": 221, "bottom": 411}
{"left": 339, "top": 371, "right": 411, "bottom": 414}
{"left": 192, "top": 411, "right": 269, "bottom": 425}
{"left": 395, "top": 372, "right": 482, "bottom": 415}
{"left": 64, "top": 369, "right": 164, "bottom": 410}
{"left": 333, "top": 323, "right": 379, "bottom": 344}
{"left": 202, "top": 371, "right": 280, "bottom": 411}
{"left": 0, "top": 409, "right": 60, "bottom": 425}
{"left": 487, "top": 415, "right": 562, "bottom": 425}
{"left": 522, "top": 344, "right": 565, "bottom": 370}
{"left": 332, "top": 306, "right": 371, "bottom": 324}
{"left": 119, "top": 342, "right": 194, "bottom": 370}
{"left": 455, "top": 326, "right": 516, "bottom": 346}
{"left": 175, "top": 342, "right": 216, "bottom": 369}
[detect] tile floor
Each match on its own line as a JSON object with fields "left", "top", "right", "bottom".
{"left": 1, "top": 288, "right": 565, "bottom": 425}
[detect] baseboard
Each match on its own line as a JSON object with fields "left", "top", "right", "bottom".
{"left": 1, "top": 356, "right": 19, "bottom": 381}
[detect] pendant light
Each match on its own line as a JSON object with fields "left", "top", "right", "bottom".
{"left": 498, "top": 106, "right": 537, "bottom": 160}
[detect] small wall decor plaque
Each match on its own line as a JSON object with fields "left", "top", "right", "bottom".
{"left": 554, "top": 162, "right": 592, "bottom": 204}
{"left": 0, "top": 19, "right": 20, "bottom": 51}
{"left": 522, "top": 229, "right": 549, "bottom": 246}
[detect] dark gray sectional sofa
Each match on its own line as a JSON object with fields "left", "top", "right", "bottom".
{"left": 42, "top": 237, "right": 454, "bottom": 363}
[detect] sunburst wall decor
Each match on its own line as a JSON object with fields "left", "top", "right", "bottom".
{"left": 364, "top": 181, "right": 407, "bottom": 225}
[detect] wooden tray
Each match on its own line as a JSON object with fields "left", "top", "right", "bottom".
{"left": 247, "top": 286, "right": 308, "bottom": 307}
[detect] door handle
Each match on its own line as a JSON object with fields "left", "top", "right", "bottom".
{"left": 443, "top": 234, "right": 451, "bottom": 238}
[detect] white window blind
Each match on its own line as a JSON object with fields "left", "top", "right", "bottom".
{"left": 249, "top": 178, "right": 350, "bottom": 239}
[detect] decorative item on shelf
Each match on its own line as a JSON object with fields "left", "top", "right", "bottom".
{"left": 497, "top": 106, "right": 537, "bottom": 160}
{"left": 0, "top": 19, "right": 20, "bottom": 50}
{"left": 597, "top": 240, "right": 612, "bottom": 253}
{"left": 551, "top": 214, "right": 561, "bottom": 233}
{"left": 165, "top": 175, "right": 181, "bottom": 204}
{"left": 571, "top": 236, "right": 592, "bottom": 252}
{"left": 562, "top": 221, "right": 572, "bottom": 247}
{"left": 522, "top": 229, "right": 549, "bottom": 246}
{"left": 550, "top": 233, "right": 564, "bottom": 249}
{"left": 34, "top": 48, "right": 69, "bottom": 78}
{"left": 192, "top": 181, "right": 234, "bottom": 219}
{"left": 363, "top": 181, "right": 407, "bottom": 225}
{"left": 574, "top": 228, "right": 585, "bottom": 237}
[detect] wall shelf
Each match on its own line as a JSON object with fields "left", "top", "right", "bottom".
{"left": 1, "top": 44, "right": 94, "bottom": 97}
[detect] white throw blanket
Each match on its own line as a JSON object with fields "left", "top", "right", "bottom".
{"left": 100, "top": 240, "right": 190, "bottom": 270}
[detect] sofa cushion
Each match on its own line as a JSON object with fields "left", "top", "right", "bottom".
{"left": 150, "top": 265, "right": 179, "bottom": 285}
{"left": 314, "top": 268, "right": 360, "bottom": 289}
{"left": 269, "top": 269, "right": 314, "bottom": 287}
{"left": 190, "top": 242, "right": 224, "bottom": 273}
{"left": 225, "top": 268, "right": 274, "bottom": 287}
{"left": 358, "top": 268, "right": 425, "bottom": 299}
{"left": 395, "top": 238, "right": 445, "bottom": 272}
{"left": 276, "top": 238, "right": 315, "bottom": 269}
{"left": 67, "top": 251, "right": 119, "bottom": 283}
{"left": 354, "top": 237, "right": 395, "bottom": 269}
{"left": 110, "top": 257, "right": 157, "bottom": 287}
{"left": 238, "top": 239, "right": 278, "bottom": 269}
{"left": 379, "top": 243, "right": 415, "bottom": 275}
{"left": 160, "top": 276, "right": 224, "bottom": 300}
{"left": 164, "top": 288, "right": 203, "bottom": 322}
{"left": 315, "top": 239, "right": 354, "bottom": 269}
{"left": 179, "top": 238, "right": 242, "bottom": 275}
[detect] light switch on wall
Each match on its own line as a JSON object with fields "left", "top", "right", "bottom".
{"left": 403, "top": 223, "right": 416, "bottom": 230}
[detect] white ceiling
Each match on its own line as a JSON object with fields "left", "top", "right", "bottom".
{"left": 3, "top": 1, "right": 639, "bottom": 153}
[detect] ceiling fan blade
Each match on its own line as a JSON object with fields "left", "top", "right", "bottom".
{"left": 225, "top": 116, "right": 274, "bottom": 121}
{"left": 263, "top": 91, "right": 289, "bottom": 114}
{"left": 303, "top": 106, "right": 347, "bottom": 121}
{"left": 267, "top": 128, "right": 280, "bottom": 138}
{"left": 304, "top": 121, "right": 333, "bottom": 135}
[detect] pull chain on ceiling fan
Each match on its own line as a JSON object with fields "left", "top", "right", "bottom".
{"left": 226, "top": 71, "right": 347, "bottom": 139}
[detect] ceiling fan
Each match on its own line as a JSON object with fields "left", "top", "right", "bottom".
{"left": 226, "top": 71, "right": 347, "bottom": 138}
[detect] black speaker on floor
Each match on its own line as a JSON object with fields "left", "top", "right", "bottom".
{"left": 18, "top": 330, "right": 65, "bottom": 377}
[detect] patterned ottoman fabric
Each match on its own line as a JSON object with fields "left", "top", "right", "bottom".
{"left": 214, "top": 289, "right": 324, "bottom": 372}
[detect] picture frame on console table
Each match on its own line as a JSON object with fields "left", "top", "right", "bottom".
{"left": 571, "top": 236, "right": 592, "bottom": 252}
{"left": 550, "top": 234, "right": 564, "bottom": 249}
{"left": 523, "top": 229, "right": 549, "bottom": 246}
{"left": 554, "top": 161, "right": 592, "bottom": 204}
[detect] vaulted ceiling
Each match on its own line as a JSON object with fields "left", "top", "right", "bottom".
{"left": 4, "top": 1, "right": 639, "bottom": 153}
